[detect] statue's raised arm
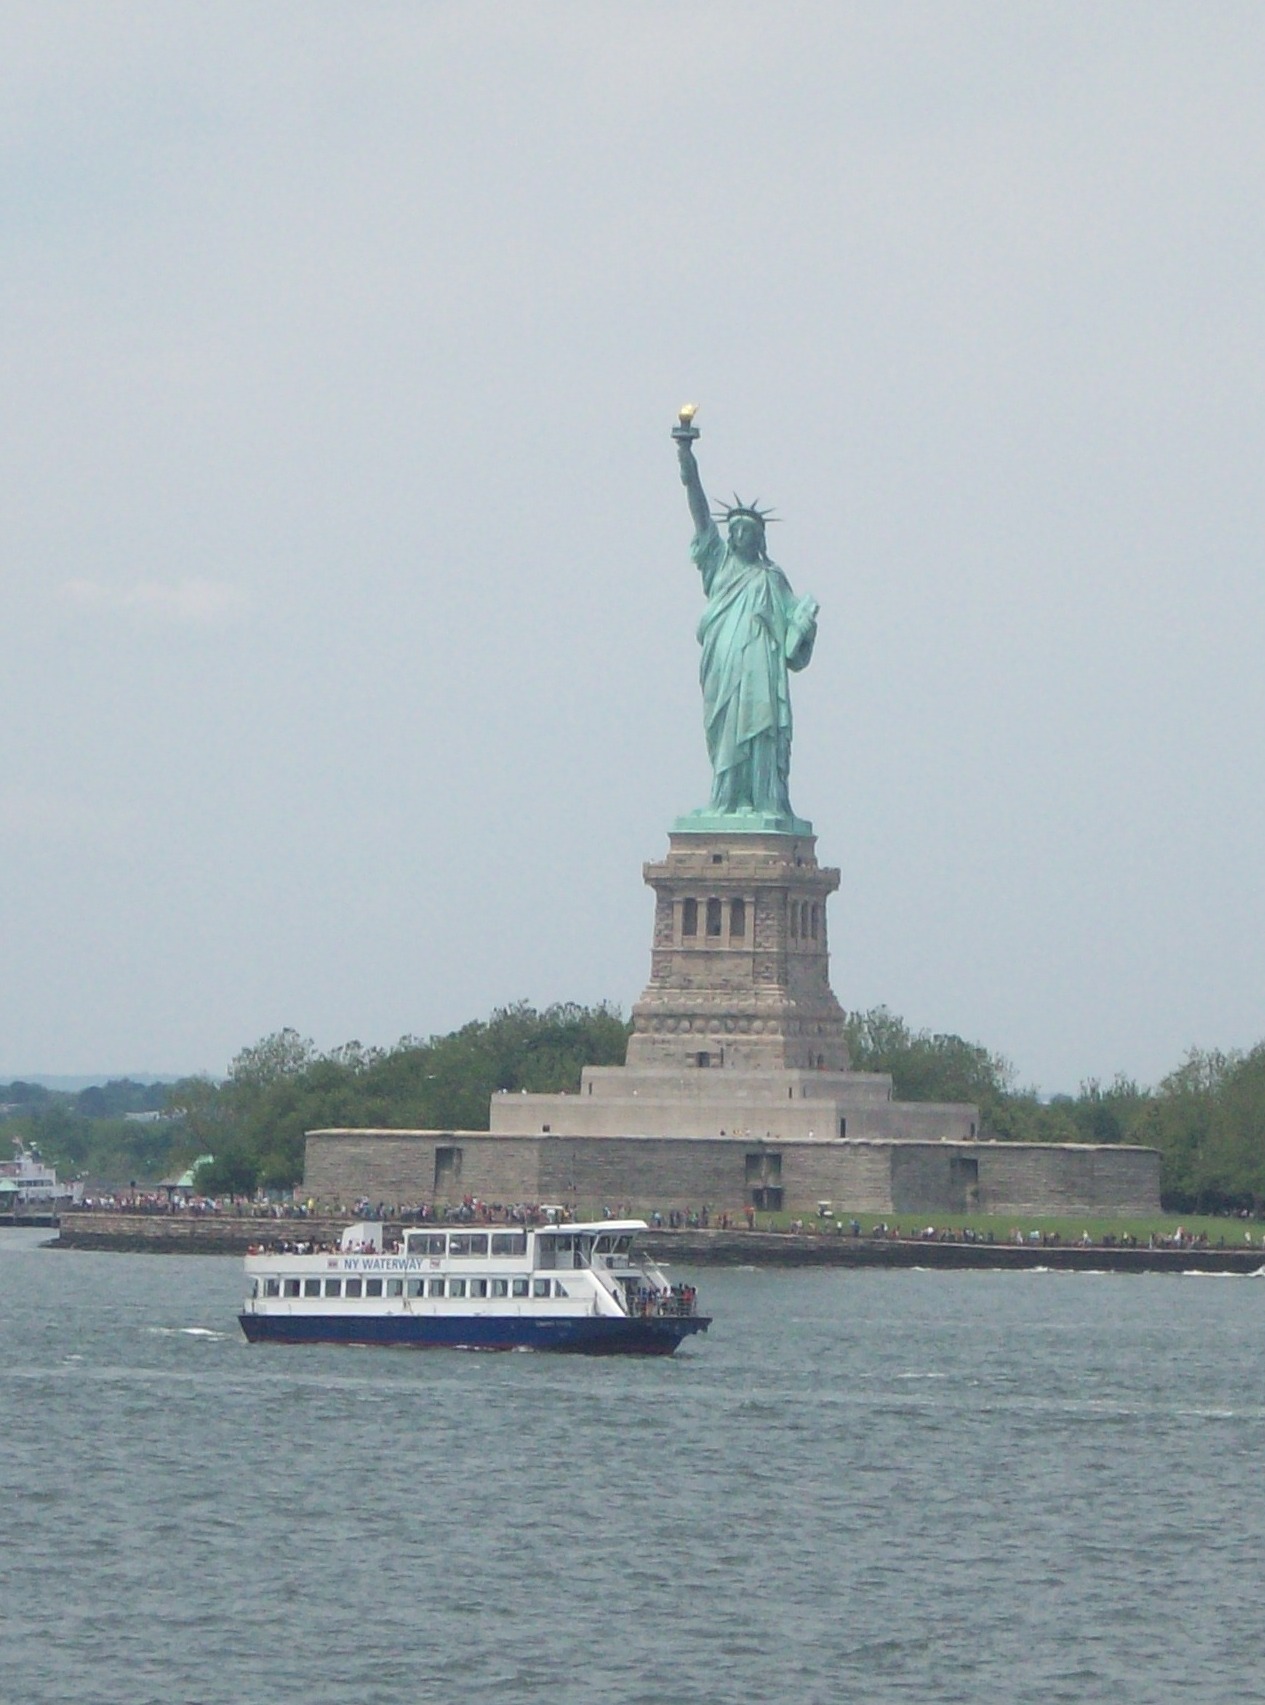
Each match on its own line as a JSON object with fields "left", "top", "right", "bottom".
{"left": 672, "top": 404, "right": 711, "bottom": 538}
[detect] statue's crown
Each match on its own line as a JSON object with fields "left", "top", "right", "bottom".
{"left": 712, "top": 493, "right": 779, "bottom": 527}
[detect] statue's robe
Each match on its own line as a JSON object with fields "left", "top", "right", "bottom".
{"left": 691, "top": 521, "right": 818, "bottom": 817}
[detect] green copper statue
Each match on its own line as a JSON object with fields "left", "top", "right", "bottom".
{"left": 672, "top": 406, "right": 820, "bottom": 835}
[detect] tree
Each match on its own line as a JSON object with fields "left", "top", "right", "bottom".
{"left": 183, "top": 1004, "right": 633, "bottom": 1191}
{"left": 844, "top": 1006, "right": 1013, "bottom": 1121}
{"left": 1070, "top": 1076, "right": 1149, "bottom": 1146}
{"left": 194, "top": 1149, "right": 259, "bottom": 1196}
{"left": 149, "top": 1004, "right": 1265, "bottom": 1210}
{"left": 228, "top": 1030, "right": 317, "bottom": 1090}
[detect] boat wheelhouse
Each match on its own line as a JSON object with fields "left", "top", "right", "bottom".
{"left": 239, "top": 1218, "right": 709, "bottom": 1355}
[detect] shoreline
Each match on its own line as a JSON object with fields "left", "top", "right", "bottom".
{"left": 48, "top": 1211, "right": 1265, "bottom": 1273}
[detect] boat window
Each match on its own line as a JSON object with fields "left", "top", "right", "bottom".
{"left": 345, "top": 1278, "right": 363, "bottom": 1298}
{"left": 448, "top": 1234, "right": 488, "bottom": 1258}
{"left": 365, "top": 1279, "right": 383, "bottom": 1298}
{"left": 491, "top": 1278, "right": 508, "bottom": 1297}
{"left": 304, "top": 1278, "right": 321, "bottom": 1297}
{"left": 427, "top": 1278, "right": 445, "bottom": 1297}
{"left": 512, "top": 1278, "right": 529, "bottom": 1297}
{"left": 283, "top": 1279, "right": 301, "bottom": 1298}
{"left": 264, "top": 1278, "right": 280, "bottom": 1297}
{"left": 386, "top": 1278, "right": 403, "bottom": 1297}
{"left": 554, "top": 1281, "right": 569, "bottom": 1298}
{"left": 449, "top": 1278, "right": 467, "bottom": 1298}
{"left": 406, "top": 1233, "right": 447, "bottom": 1257}
{"left": 325, "top": 1279, "right": 343, "bottom": 1297}
{"left": 250, "top": 1279, "right": 259, "bottom": 1298}
{"left": 532, "top": 1278, "right": 551, "bottom": 1298}
{"left": 470, "top": 1278, "right": 488, "bottom": 1298}
{"left": 490, "top": 1232, "right": 526, "bottom": 1257}
{"left": 406, "top": 1278, "right": 425, "bottom": 1297}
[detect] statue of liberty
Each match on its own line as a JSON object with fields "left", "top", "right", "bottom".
{"left": 672, "top": 407, "right": 820, "bottom": 833}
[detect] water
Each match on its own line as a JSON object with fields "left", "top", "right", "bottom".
{"left": 2, "top": 1230, "right": 1262, "bottom": 1704}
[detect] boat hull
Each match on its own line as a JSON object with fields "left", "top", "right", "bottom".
{"left": 238, "top": 1311, "right": 710, "bottom": 1355}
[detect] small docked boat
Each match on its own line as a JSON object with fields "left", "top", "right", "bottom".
{"left": 239, "top": 1218, "right": 710, "bottom": 1355}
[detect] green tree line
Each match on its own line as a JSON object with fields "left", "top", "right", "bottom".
{"left": 180, "top": 1002, "right": 632, "bottom": 1195}
{"left": 0, "top": 1077, "right": 184, "bottom": 1187}
{"left": 8, "top": 1002, "right": 1265, "bottom": 1211}
{"left": 843, "top": 1008, "right": 1265, "bottom": 1211}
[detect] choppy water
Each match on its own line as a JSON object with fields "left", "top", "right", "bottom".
{"left": 2, "top": 1230, "right": 1263, "bottom": 1704}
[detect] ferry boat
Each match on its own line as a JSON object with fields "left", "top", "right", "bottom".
{"left": 0, "top": 1143, "right": 78, "bottom": 1217}
{"left": 239, "top": 1218, "right": 710, "bottom": 1355}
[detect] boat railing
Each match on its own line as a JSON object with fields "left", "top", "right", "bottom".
{"left": 623, "top": 1286, "right": 699, "bottom": 1320}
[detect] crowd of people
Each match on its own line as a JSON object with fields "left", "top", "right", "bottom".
{"left": 73, "top": 1190, "right": 313, "bottom": 1217}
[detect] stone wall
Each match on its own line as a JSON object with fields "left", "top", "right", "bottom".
{"left": 304, "top": 1131, "right": 543, "bottom": 1207}
{"left": 538, "top": 1137, "right": 742, "bottom": 1208}
{"left": 303, "top": 1129, "right": 1162, "bottom": 1217}
{"left": 56, "top": 1211, "right": 349, "bottom": 1254}
{"left": 489, "top": 1067, "right": 978, "bottom": 1145}
{"left": 891, "top": 1142, "right": 963, "bottom": 1215}
{"left": 974, "top": 1142, "right": 1159, "bottom": 1216}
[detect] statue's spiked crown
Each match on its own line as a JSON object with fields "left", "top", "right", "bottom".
{"left": 713, "top": 494, "right": 779, "bottom": 528}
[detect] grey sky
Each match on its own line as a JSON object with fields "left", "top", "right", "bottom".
{"left": 3, "top": 4, "right": 1263, "bottom": 1092}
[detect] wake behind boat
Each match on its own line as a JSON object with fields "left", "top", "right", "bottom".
{"left": 239, "top": 1218, "right": 710, "bottom": 1355}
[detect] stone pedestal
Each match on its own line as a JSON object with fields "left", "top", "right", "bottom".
{"left": 487, "top": 826, "right": 981, "bottom": 1148}
{"left": 626, "top": 831, "right": 850, "bottom": 1073}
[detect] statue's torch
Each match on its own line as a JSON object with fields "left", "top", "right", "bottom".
{"left": 671, "top": 402, "right": 700, "bottom": 444}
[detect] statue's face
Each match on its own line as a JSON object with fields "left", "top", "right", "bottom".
{"left": 728, "top": 516, "right": 763, "bottom": 562}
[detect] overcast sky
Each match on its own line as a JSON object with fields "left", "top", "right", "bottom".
{"left": 3, "top": 4, "right": 1264, "bottom": 1092}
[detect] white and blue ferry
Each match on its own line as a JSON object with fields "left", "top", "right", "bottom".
{"left": 239, "top": 1218, "right": 710, "bottom": 1355}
